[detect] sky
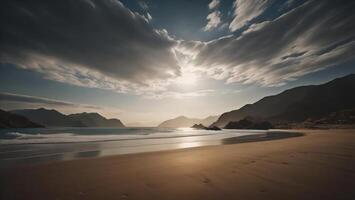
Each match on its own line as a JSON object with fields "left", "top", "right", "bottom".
{"left": 1, "top": 0, "right": 355, "bottom": 126}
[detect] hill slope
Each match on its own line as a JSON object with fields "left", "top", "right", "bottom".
{"left": 11, "top": 108, "right": 125, "bottom": 127}
{"left": 67, "top": 112, "right": 125, "bottom": 127}
{"left": 213, "top": 74, "right": 355, "bottom": 127}
{"left": 11, "top": 108, "right": 85, "bottom": 127}
{"left": 0, "top": 109, "right": 44, "bottom": 128}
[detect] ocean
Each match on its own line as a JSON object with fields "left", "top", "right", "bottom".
{"left": 0, "top": 127, "right": 267, "bottom": 167}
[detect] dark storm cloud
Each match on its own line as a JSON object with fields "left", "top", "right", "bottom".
{"left": 0, "top": 0, "right": 180, "bottom": 92}
{"left": 190, "top": 0, "right": 355, "bottom": 86}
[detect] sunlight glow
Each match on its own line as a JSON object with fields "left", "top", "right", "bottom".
{"left": 174, "top": 71, "right": 198, "bottom": 86}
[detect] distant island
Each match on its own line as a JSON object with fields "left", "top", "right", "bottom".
{"left": 158, "top": 115, "right": 219, "bottom": 128}
{"left": 0, "top": 108, "right": 125, "bottom": 128}
{"left": 212, "top": 74, "right": 355, "bottom": 129}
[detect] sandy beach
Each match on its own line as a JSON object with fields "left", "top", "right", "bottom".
{"left": 1, "top": 129, "right": 355, "bottom": 200}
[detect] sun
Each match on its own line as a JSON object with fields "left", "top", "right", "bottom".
{"left": 174, "top": 72, "right": 198, "bottom": 86}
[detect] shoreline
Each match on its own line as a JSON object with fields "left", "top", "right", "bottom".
{"left": 0, "top": 131, "right": 302, "bottom": 168}
{"left": 0, "top": 128, "right": 268, "bottom": 145}
{"left": 222, "top": 131, "right": 303, "bottom": 144}
{"left": 1, "top": 129, "right": 355, "bottom": 199}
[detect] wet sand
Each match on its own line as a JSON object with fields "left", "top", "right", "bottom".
{"left": 1, "top": 129, "right": 355, "bottom": 200}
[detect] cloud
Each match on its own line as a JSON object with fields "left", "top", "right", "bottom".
{"left": 0, "top": 92, "right": 132, "bottom": 121}
{"left": 204, "top": 0, "right": 222, "bottom": 31}
{"left": 138, "top": 1, "right": 149, "bottom": 10}
{"left": 0, "top": 92, "right": 100, "bottom": 109}
{"left": 143, "top": 89, "right": 216, "bottom": 99}
{"left": 0, "top": 0, "right": 180, "bottom": 95}
{"left": 204, "top": 11, "right": 222, "bottom": 31}
{"left": 208, "top": 0, "right": 220, "bottom": 10}
{"left": 186, "top": 0, "right": 355, "bottom": 86}
{"left": 147, "top": 12, "right": 152, "bottom": 21}
{"left": 1, "top": 0, "right": 354, "bottom": 100}
{"left": 229, "top": 0, "right": 269, "bottom": 31}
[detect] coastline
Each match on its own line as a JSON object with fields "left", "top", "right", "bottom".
{"left": 0, "top": 130, "right": 300, "bottom": 168}
{"left": 1, "top": 129, "right": 355, "bottom": 200}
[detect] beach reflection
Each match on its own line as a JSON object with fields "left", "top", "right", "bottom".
{"left": 176, "top": 136, "right": 208, "bottom": 149}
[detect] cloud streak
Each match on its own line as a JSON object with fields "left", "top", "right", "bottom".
{"left": 0, "top": 92, "right": 100, "bottom": 109}
{"left": 0, "top": 92, "right": 130, "bottom": 121}
{"left": 183, "top": 0, "right": 355, "bottom": 86}
{"left": 1, "top": 0, "right": 354, "bottom": 99}
{"left": 229, "top": 0, "right": 269, "bottom": 31}
{"left": 208, "top": 0, "right": 220, "bottom": 10}
{"left": 0, "top": 0, "right": 180, "bottom": 94}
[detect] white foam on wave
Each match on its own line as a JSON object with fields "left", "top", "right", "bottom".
{"left": 0, "top": 129, "right": 226, "bottom": 145}
{"left": 0, "top": 132, "right": 147, "bottom": 144}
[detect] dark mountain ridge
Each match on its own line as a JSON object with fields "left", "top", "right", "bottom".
{"left": 0, "top": 109, "right": 44, "bottom": 128}
{"left": 10, "top": 108, "right": 125, "bottom": 127}
{"left": 68, "top": 112, "right": 125, "bottom": 127}
{"left": 11, "top": 108, "right": 85, "bottom": 127}
{"left": 213, "top": 74, "right": 355, "bottom": 127}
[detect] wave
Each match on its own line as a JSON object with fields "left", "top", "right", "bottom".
{"left": 0, "top": 130, "right": 222, "bottom": 145}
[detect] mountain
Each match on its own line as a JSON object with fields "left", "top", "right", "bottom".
{"left": 310, "top": 108, "right": 355, "bottom": 125}
{"left": 67, "top": 112, "right": 125, "bottom": 127}
{"left": 224, "top": 118, "right": 273, "bottom": 130}
{"left": 213, "top": 74, "right": 355, "bottom": 127}
{"left": 294, "top": 108, "right": 355, "bottom": 129}
{"left": 200, "top": 116, "right": 220, "bottom": 127}
{"left": 0, "top": 109, "right": 44, "bottom": 128}
{"left": 11, "top": 108, "right": 85, "bottom": 127}
{"left": 158, "top": 116, "right": 200, "bottom": 128}
{"left": 158, "top": 115, "right": 219, "bottom": 128}
{"left": 11, "top": 108, "right": 125, "bottom": 127}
